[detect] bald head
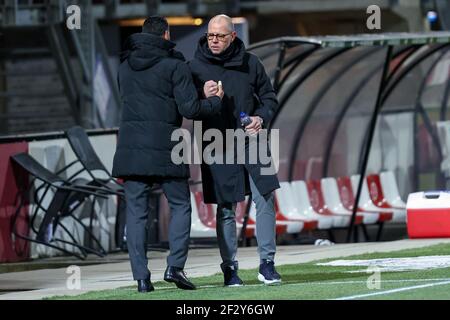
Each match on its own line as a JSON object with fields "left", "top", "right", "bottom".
{"left": 207, "top": 14, "right": 237, "bottom": 55}
{"left": 208, "top": 15, "right": 234, "bottom": 33}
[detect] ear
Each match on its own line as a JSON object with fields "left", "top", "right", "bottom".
{"left": 231, "top": 31, "right": 237, "bottom": 42}
{"left": 163, "top": 30, "right": 170, "bottom": 41}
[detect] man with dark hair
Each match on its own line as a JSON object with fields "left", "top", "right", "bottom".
{"left": 112, "top": 15, "right": 223, "bottom": 293}
{"left": 189, "top": 15, "right": 281, "bottom": 287}
{"left": 142, "top": 15, "right": 169, "bottom": 35}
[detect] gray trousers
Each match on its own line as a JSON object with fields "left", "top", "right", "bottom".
{"left": 124, "top": 178, "right": 191, "bottom": 280}
{"left": 217, "top": 176, "right": 277, "bottom": 268}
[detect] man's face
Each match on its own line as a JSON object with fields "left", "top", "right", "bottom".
{"left": 207, "top": 21, "right": 236, "bottom": 55}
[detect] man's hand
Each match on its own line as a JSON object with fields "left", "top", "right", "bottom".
{"left": 215, "top": 81, "right": 224, "bottom": 99}
{"left": 245, "top": 116, "right": 263, "bottom": 135}
{"left": 204, "top": 80, "right": 218, "bottom": 98}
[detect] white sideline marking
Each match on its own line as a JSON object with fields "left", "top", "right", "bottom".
{"left": 129, "top": 278, "right": 450, "bottom": 291}
{"left": 333, "top": 280, "right": 450, "bottom": 300}
{"left": 289, "top": 278, "right": 450, "bottom": 286}
{"left": 318, "top": 255, "right": 450, "bottom": 272}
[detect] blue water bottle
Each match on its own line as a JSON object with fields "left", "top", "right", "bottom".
{"left": 240, "top": 112, "right": 252, "bottom": 128}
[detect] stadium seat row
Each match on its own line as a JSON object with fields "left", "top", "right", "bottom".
{"left": 190, "top": 171, "right": 407, "bottom": 239}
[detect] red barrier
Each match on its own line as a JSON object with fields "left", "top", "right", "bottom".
{"left": 0, "top": 142, "right": 30, "bottom": 262}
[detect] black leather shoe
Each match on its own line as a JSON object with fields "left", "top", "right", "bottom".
{"left": 164, "top": 266, "right": 196, "bottom": 290}
{"left": 137, "top": 278, "right": 154, "bottom": 293}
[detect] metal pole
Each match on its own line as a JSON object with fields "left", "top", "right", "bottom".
{"left": 323, "top": 46, "right": 419, "bottom": 176}
{"left": 277, "top": 46, "right": 319, "bottom": 91}
{"left": 322, "top": 63, "right": 384, "bottom": 177}
{"left": 357, "top": 44, "right": 450, "bottom": 172}
{"left": 439, "top": 75, "right": 450, "bottom": 121}
{"left": 269, "top": 48, "right": 349, "bottom": 132}
{"left": 381, "top": 44, "right": 450, "bottom": 106}
{"left": 413, "top": 48, "right": 449, "bottom": 191}
{"left": 272, "top": 42, "right": 286, "bottom": 93}
{"left": 346, "top": 46, "right": 393, "bottom": 243}
{"left": 287, "top": 47, "right": 382, "bottom": 182}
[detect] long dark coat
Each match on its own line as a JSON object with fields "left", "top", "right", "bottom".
{"left": 112, "top": 33, "right": 222, "bottom": 179}
{"left": 189, "top": 36, "right": 280, "bottom": 204}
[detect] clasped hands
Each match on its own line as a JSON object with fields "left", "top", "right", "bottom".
{"left": 203, "top": 80, "right": 263, "bottom": 135}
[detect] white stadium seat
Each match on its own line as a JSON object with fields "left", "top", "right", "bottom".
{"left": 380, "top": 171, "right": 407, "bottom": 209}
{"left": 190, "top": 192, "right": 217, "bottom": 238}
{"left": 321, "top": 178, "right": 378, "bottom": 225}
{"left": 351, "top": 174, "right": 406, "bottom": 223}
{"left": 282, "top": 181, "right": 333, "bottom": 230}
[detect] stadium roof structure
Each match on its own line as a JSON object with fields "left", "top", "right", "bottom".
{"left": 248, "top": 32, "right": 450, "bottom": 241}
{"left": 250, "top": 32, "right": 450, "bottom": 48}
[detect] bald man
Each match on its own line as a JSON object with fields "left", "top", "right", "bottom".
{"left": 189, "top": 15, "right": 281, "bottom": 286}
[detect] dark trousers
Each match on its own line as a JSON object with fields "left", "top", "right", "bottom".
{"left": 124, "top": 177, "right": 191, "bottom": 280}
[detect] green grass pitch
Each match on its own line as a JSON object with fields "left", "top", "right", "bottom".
{"left": 49, "top": 243, "right": 450, "bottom": 300}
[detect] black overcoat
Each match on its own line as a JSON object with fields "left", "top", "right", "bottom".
{"left": 189, "top": 36, "right": 280, "bottom": 204}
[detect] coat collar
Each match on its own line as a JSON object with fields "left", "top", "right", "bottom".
{"left": 120, "top": 33, "right": 185, "bottom": 71}
{"left": 194, "top": 36, "right": 246, "bottom": 67}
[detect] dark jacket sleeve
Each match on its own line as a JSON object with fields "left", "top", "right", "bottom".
{"left": 172, "top": 61, "right": 222, "bottom": 119}
{"left": 251, "top": 55, "right": 279, "bottom": 126}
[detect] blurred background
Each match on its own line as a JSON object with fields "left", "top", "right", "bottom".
{"left": 0, "top": 0, "right": 449, "bottom": 134}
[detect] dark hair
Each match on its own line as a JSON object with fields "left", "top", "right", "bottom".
{"left": 142, "top": 16, "right": 169, "bottom": 36}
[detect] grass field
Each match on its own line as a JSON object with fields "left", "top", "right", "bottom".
{"left": 49, "top": 243, "right": 450, "bottom": 300}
